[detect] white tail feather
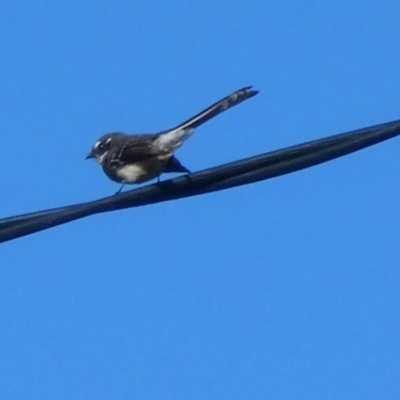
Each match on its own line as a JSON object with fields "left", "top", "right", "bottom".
{"left": 154, "top": 128, "right": 195, "bottom": 153}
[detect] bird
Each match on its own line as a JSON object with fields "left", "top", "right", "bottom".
{"left": 86, "top": 86, "right": 259, "bottom": 193}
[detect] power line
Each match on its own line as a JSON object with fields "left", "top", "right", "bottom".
{"left": 1, "top": 119, "right": 400, "bottom": 243}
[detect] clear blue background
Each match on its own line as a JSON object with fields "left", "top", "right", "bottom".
{"left": 1, "top": 1, "right": 399, "bottom": 399}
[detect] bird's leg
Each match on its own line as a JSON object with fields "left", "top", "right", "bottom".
{"left": 115, "top": 184, "right": 125, "bottom": 195}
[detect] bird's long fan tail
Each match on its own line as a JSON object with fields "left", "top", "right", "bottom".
{"left": 173, "top": 86, "right": 258, "bottom": 131}
{"left": 154, "top": 86, "right": 258, "bottom": 153}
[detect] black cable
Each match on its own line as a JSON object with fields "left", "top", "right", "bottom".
{"left": 1, "top": 119, "right": 400, "bottom": 243}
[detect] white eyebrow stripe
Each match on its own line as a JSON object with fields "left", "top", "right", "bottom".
{"left": 94, "top": 136, "right": 112, "bottom": 149}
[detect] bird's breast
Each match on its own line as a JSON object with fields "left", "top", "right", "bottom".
{"left": 115, "top": 163, "right": 149, "bottom": 183}
{"left": 104, "top": 156, "right": 170, "bottom": 184}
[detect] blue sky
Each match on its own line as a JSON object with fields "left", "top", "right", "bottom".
{"left": 1, "top": 1, "right": 399, "bottom": 399}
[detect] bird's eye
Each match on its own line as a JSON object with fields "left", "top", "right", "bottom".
{"left": 98, "top": 138, "right": 111, "bottom": 151}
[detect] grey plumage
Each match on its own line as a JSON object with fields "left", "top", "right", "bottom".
{"left": 86, "top": 86, "right": 259, "bottom": 191}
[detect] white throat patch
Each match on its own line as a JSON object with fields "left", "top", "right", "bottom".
{"left": 97, "top": 151, "right": 109, "bottom": 164}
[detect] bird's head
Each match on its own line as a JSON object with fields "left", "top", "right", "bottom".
{"left": 86, "top": 133, "right": 125, "bottom": 164}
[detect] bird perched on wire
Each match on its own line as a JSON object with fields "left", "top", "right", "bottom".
{"left": 86, "top": 86, "right": 259, "bottom": 193}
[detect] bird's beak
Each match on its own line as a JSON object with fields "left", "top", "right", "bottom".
{"left": 85, "top": 152, "right": 94, "bottom": 160}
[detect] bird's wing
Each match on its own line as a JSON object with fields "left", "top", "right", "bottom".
{"left": 109, "top": 134, "right": 162, "bottom": 166}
